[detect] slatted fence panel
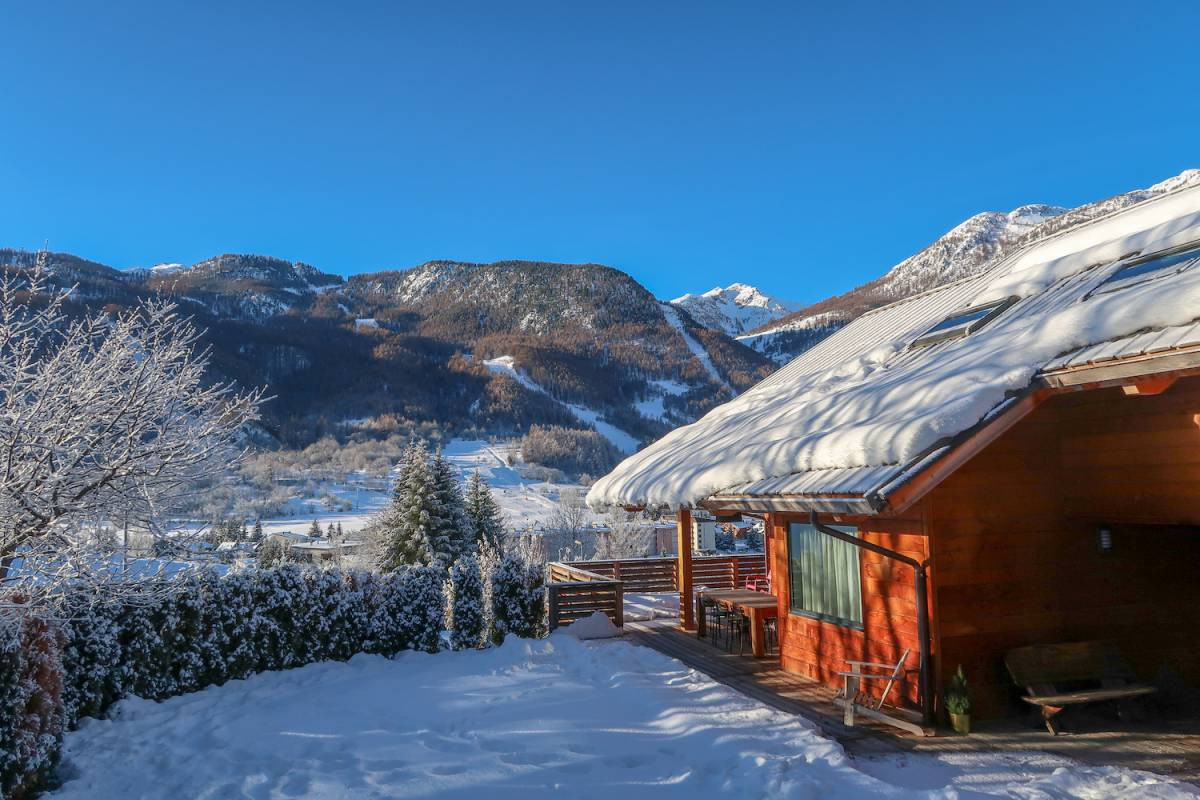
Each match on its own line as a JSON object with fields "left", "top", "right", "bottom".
{"left": 546, "top": 563, "right": 624, "bottom": 631}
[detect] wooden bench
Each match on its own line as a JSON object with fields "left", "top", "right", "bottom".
{"left": 1005, "top": 641, "right": 1157, "bottom": 734}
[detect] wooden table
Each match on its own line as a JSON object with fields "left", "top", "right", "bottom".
{"left": 695, "top": 589, "right": 779, "bottom": 658}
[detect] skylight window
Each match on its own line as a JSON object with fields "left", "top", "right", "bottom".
{"left": 910, "top": 297, "right": 1015, "bottom": 348}
{"left": 1091, "top": 244, "right": 1200, "bottom": 296}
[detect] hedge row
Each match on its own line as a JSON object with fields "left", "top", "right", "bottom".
{"left": 0, "top": 556, "right": 546, "bottom": 799}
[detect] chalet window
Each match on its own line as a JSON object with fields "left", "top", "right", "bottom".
{"left": 1091, "top": 243, "right": 1200, "bottom": 297}
{"left": 910, "top": 297, "right": 1016, "bottom": 348}
{"left": 787, "top": 521, "right": 863, "bottom": 627}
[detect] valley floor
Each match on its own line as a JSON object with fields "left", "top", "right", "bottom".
{"left": 48, "top": 633, "right": 1194, "bottom": 799}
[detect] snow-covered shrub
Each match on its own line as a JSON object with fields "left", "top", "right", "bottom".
{"left": 446, "top": 556, "right": 485, "bottom": 650}
{"left": 118, "top": 594, "right": 173, "bottom": 702}
{"left": 207, "top": 570, "right": 258, "bottom": 681}
{"left": 329, "top": 570, "right": 371, "bottom": 662}
{"left": 54, "top": 593, "right": 122, "bottom": 723}
{"left": 0, "top": 614, "right": 65, "bottom": 799}
{"left": 162, "top": 572, "right": 210, "bottom": 696}
{"left": 490, "top": 551, "right": 547, "bottom": 643}
{"left": 389, "top": 566, "right": 444, "bottom": 654}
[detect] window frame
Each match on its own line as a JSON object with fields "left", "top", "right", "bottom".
{"left": 786, "top": 520, "right": 864, "bottom": 629}
{"left": 910, "top": 296, "right": 1017, "bottom": 349}
{"left": 1089, "top": 242, "right": 1200, "bottom": 298}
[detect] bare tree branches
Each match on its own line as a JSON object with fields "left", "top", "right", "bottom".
{"left": 0, "top": 254, "right": 264, "bottom": 607}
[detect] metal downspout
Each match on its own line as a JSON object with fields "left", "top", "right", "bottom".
{"left": 808, "top": 511, "right": 934, "bottom": 726}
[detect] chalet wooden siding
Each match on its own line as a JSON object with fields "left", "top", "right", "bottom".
{"left": 926, "top": 374, "right": 1200, "bottom": 718}
{"left": 770, "top": 510, "right": 929, "bottom": 710}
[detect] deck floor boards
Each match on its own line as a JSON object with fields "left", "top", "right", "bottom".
{"left": 624, "top": 618, "right": 1200, "bottom": 784}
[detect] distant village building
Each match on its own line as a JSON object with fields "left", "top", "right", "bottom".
{"left": 267, "top": 529, "right": 363, "bottom": 562}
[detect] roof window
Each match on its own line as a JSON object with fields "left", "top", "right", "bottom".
{"left": 910, "top": 297, "right": 1015, "bottom": 348}
{"left": 1091, "top": 243, "right": 1200, "bottom": 297}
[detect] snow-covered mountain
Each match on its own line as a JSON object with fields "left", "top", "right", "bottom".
{"left": 745, "top": 169, "right": 1200, "bottom": 363}
{"left": 669, "top": 283, "right": 800, "bottom": 337}
{"left": 0, "top": 250, "right": 773, "bottom": 453}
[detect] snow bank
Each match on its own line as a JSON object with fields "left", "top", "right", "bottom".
{"left": 590, "top": 182, "right": 1200, "bottom": 510}
{"left": 559, "top": 610, "right": 623, "bottom": 639}
{"left": 47, "top": 636, "right": 1193, "bottom": 799}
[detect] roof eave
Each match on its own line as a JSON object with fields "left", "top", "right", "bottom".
{"left": 700, "top": 493, "right": 879, "bottom": 516}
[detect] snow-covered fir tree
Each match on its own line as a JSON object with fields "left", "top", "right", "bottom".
{"left": 463, "top": 470, "right": 506, "bottom": 552}
{"left": 308, "top": 519, "right": 322, "bottom": 538}
{"left": 378, "top": 441, "right": 439, "bottom": 571}
{"left": 429, "top": 449, "right": 470, "bottom": 567}
{"left": 251, "top": 519, "right": 264, "bottom": 543}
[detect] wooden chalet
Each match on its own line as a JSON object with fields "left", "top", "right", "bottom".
{"left": 589, "top": 183, "right": 1200, "bottom": 725}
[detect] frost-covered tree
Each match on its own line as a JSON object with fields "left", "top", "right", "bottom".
{"left": 429, "top": 450, "right": 469, "bottom": 567}
{"left": 445, "top": 555, "right": 485, "bottom": 650}
{"left": 251, "top": 519, "right": 264, "bottom": 544}
{"left": 256, "top": 537, "right": 287, "bottom": 568}
{"left": 463, "top": 470, "right": 505, "bottom": 552}
{"left": 376, "top": 442, "right": 465, "bottom": 572}
{"left": 592, "top": 509, "right": 650, "bottom": 560}
{"left": 308, "top": 519, "right": 322, "bottom": 539}
{"left": 0, "top": 257, "right": 263, "bottom": 604}
{"left": 326, "top": 523, "right": 336, "bottom": 540}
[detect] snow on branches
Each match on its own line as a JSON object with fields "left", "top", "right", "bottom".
{"left": 0, "top": 256, "right": 264, "bottom": 606}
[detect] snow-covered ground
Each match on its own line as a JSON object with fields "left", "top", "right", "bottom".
{"left": 49, "top": 635, "right": 1194, "bottom": 799}
{"left": 481, "top": 355, "right": 640, "bottom": 453}
{"left": 659, "top": 303, "right": 733, "bottom": 392}
{"left": 224, "top": 440, "right": 602, "bottom": 540}
{"left": 624, "top": 592, "right": 680, "bottom": 622}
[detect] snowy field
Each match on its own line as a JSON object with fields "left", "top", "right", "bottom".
{"left": 49, "top": 635, "right": 1194, "bottom": 799}
{"left": 211, "top": 439, "right": 602, "bottom": 541}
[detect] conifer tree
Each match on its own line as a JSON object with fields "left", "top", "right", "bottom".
{"left": 429, "top": 450, "right": 470, "bottom": 568}
{"left": 327, "top": 523, "right": 336, "bottom": 539}
{"left": 379, "top": 441, "right": 439, "bottom": 571}
{"left": 336, "top": 522, "right": 344, "bottom": 539}
{"left": 464, "top": 470, "right": 505, "bottom": 552}
{"left": 251, "top": 519, "right": 264, "bottom": 543}
{"left": 308, "top": 519, "right": 322, "bottom": 538}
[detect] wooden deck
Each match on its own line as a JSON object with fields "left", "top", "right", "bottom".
{"left": 625, "top": 618, "right": 1200, "bottom": 785}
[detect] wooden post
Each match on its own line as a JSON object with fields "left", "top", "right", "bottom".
{"left": 678, "top": 507, "right": 695, "bottom": 630}
{"left": 547, "top": 584, "right": 561, "bottom": 632}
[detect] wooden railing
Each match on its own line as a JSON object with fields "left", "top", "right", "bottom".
{"left": 545, "top": 554, "right": 768, "bottom": 630}
{"left": 560, "top": 554, "right": 767, "bottom": 592}
{"left": 546, "top": 563, "right": 624, "bottom": 631}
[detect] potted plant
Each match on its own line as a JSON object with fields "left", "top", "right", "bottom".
{"left": 945, "top": 665, "right": 971, "bottom": 734}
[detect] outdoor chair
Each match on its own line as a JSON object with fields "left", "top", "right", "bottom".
{"left": 700, "top": 597, "right": 720, "bottom": 639}
{"left": 762, "top": 617, "right": 778, "bottom": 654}
{"left": 832, "top": 648, "right": 931, "bottom": 736}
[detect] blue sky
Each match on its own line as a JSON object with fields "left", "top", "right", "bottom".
{"left": 0, "top": 2, "right": 1196, "bottom": 304}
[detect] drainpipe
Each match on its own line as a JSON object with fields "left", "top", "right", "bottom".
{"left": 809, "top": 511, "right": 934, "bottom": 727}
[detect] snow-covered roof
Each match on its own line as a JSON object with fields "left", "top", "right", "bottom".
{"left": 588, "top": 182, "right": 1200, "bottom": 512}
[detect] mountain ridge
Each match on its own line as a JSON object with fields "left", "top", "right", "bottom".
{"left": 739, "top": 169, "right": 1200, "bottom": 363}
{"left": 669, "top": 282, "right": 800, "bottom": 337}
{"left": 0, "top": 250, "right": 773, "bottom": 454}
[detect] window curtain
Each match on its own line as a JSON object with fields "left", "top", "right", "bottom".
{"left": 788, "top": 522, "right": 863, "bottom": 625}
